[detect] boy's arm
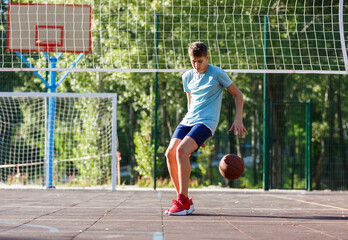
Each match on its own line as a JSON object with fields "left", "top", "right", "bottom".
{"left": 186, "top": 92, "right": 191, "bottom": 109}
{"left": 226, "top": 83, "right": 248, "bottom": 138}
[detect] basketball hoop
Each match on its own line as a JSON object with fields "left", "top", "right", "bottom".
{"left": 36, "top": 40, "right": 59, "bottom": 52}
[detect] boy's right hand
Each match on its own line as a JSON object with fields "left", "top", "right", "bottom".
{"left": 229, "top": 118, "right": 248, "bottom": 138}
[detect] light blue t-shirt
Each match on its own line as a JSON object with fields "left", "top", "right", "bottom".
{"left": 180, "top": 64, "right": 233, "bottom": 134}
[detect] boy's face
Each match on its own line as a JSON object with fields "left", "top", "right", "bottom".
{"left": 190, "top": 55, "right": 209, "bottom": 74}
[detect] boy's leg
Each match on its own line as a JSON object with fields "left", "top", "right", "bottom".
{"left": 165, "top": 136, "right": 196, "bottom": 216}
{"left": 165, "top": 138, "right": 182, "bottom": 193}
{"left": 176, "top": 136, "right": 198, "bottom": 197}
{"left": 165, "top": 124, "right": 210, "bottom": 215}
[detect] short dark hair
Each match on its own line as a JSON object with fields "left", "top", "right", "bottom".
{"left": 188, "top": 42, "right": 208, "bottom": 57}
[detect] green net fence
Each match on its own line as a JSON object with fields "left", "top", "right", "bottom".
{"left": 1, "top": 72, "right": 347, "bottom": 190}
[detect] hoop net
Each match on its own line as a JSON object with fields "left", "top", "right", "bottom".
{"left": 35, "top": 40, "right": 59, "bottom": 53}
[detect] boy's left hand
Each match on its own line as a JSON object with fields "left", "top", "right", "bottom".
{"left": 229, "top": 118, "right": 248, "bottom": 138}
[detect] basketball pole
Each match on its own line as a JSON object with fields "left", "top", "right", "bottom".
{"left": 15, "top": 51, "right": 84, "bottom": 189}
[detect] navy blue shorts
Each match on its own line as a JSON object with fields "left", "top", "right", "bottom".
{"left": 171, "top": 124, "right": 212, "bottom": 149}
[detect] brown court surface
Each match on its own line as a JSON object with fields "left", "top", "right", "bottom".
{"left": 0, "top": 188, "right": 347, "bottom": 240}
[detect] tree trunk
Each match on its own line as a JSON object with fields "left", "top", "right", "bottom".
{"left": 257, "top": 100, "right": 262, "bottom": 176}
{"left": 97, "top": 71, "right": 106, "bottom": 185}
{"left": 327, "top": 76, "right": 335, "bottom": 189}
{"left": 337, "top": 75, "right": 346, "bottom": 188}
{"left": 314, "top": 138, "right": 326, "bottom": 190}
{"left": 129, "top": 103, "right": 137, "bottom": 183}
{"left": 254, "top": 80, "right": 262, "bottom": 185}
{"left": 314, "top": 83, "right": 329, "bottom": 190}
{"left": 252, "top": 110, "right": 257, "bottom": 184}
{"left": 160, "top": 80, "right": 168, "bottom": 146}
{"left": 161, "top": 103, "right": 166, "bottom": 145}
{"left": 269, "top": 74, "right": 285, "bottom": 188}
{"left": 227, "top": 92, "right": 236, "bottom": 187}
{"left": 289, "top": 106, "right": 296, "bottom": 189}
{"left": 228, "top": 93, "right": 236, "bottom": 154}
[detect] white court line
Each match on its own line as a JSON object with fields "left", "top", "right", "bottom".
{"left": 0, "top": 222, "right": 59, "bottom": 232}
{"left": 153, "top": 232, "right": 164, "bottom": 240}
{"left": 270, "top": 195, "right": 348, "bottom": 211}
{"left": 154, "top": 192, "right": 163, "bottom": 240}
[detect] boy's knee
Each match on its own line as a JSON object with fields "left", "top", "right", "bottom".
{"left": 176, "top": 144, "right": 191, "bottom": 160}
{"left": 165, "top": 147, "right": 175, "bottom": 160}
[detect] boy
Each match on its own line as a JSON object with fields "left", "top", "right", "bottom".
{"left": 165, "top": 42, "right": 248, "bottom": 216}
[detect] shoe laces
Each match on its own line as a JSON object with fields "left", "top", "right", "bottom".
{"left": 171, "top": 199, "right": 182, "bottom": 206}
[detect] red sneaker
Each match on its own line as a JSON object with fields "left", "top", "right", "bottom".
{"left": 166, "top": 194, "right": 190, "bottom": 216}
{"left": 187, "top": 196, "right": 195, "bottom": 215}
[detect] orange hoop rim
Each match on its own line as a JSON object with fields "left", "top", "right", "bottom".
{"left": 36, "top": 40, "right": 59, "bottom": 47}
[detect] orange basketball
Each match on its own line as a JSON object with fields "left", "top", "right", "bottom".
{"left": 219, "top": 154, "right": 245, "bottom": 180}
